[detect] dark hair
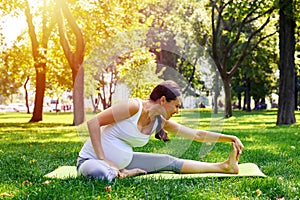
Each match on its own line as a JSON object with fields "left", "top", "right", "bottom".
{"left": 151, "top": 80, "right": 181, "bottom": 142}
{"left": 150, "top": 80, "right": 181, "bottom": 102}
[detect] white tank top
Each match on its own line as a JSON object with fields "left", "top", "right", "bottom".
{"left": 79, "top": 99, "right": 158, "bottom": 169}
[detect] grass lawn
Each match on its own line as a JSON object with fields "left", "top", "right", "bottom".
{"left": 0, "top": 110, "right": 299, "bottom": 199}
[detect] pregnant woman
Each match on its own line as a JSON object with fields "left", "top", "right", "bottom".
{"left": 77, "top": 80, "right": 244, "bottom": 181}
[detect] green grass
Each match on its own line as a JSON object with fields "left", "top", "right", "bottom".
{"left": 0, "top": 110, "right": 299, "bottom": 200}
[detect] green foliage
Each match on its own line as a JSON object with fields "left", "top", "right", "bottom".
{"left": 74, "top": 0, "right": 152, "bottom": 55}
{"left": 118, "top": 49, "right": 162, "bottom": 99}
{"left": 231, "top": 37, "right": 278, "bottom": 101}
{"left": 76, "top": 0, "right": 155, "bottom": 107}
{"left": 143, "top": 0, "right": 212, "bottom": 93}
{"left": 45, "top": 35, "right": 73, "bottom": 98}
{"left": 0, "top": 111, "right": 300, "bottom": 199}
{"left": 0, "top": 42, "right": 33, "bottom": 102}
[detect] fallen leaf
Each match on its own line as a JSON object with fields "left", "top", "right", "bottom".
{"left": 275, "top": 196, "right": 285, "bottom": 200}
{"left": 0, "top": 192, "right": 12, "bottom": 197}
{"left": 105, "top": 185, "right": 112, "bottom": 192}
{"left": 29, "top": 159, "right": 37, "bottom": 164}
{"left": 255, "top": 189, "right": 262, "bottom": 196}
{"left": 42, "top": 180, "right": 52, "bottom": 185}
{"left": 22, "top": 180, "right": 32, "bottom": 186}
{"left": 278, "top": 177, "right": 283, "bottom": 182}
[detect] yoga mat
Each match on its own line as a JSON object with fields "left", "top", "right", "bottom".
{"left": 44, "top": 163, "right": 266, "bottom": 179}
{"left": 138, "top": 163, "right": 266, "bottom": 179}
{"left": 45, "top": 166, "right": 77, "bottom": 179}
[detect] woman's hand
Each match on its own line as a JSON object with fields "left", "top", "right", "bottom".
{"left": 103, "top": 158, "right": 118, "bottom": 169}
{"left": 102, "top": 158, "right": 121, "bottom": 177}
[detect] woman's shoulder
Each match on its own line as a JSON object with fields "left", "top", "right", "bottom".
{"left": 127, "top": 98, "right": 141, "bottom": 115}
{"left": 96, "top": 99, "right": 141, "bottom": 124}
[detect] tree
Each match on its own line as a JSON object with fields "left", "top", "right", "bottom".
{"left": 210, "top": 0, "right": 276, "bottom": 117}
{"left": 45, "top": 36, "right": 73, "bottom": 108}
{"left": 1, "top": 1, "right": 73, "bottom": 115}
{"left": 231, "top": 30, "right": 278, "bottom": 111}
{"left": 296, "top": 0, "right": 300, "bottom": 109}
{"left": 55, "top": 0, "right": 85, "bottom": 125}
{"left": 85, "top": 54, "right": 118, "bottom": 111}
{"left": 0, "top": 43, "right": 32, "bottom": 105}
{"left": 143, "top": 0, "right": 211, "bottom": 96}
{"left": 277, "top": 0, "right": 296, "bottom": 124}
{"left": 24, "top": 0, "right": 55, "bottom": 122}
{"left": 83, "top": 0, "right": 154, "bottom": 111}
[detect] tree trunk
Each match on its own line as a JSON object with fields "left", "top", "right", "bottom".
{"left": 213, "top": 72, "right": 220, "bottom": 114}
{"left": 245, "top": 78, "right": 251, "bottom": 112}
{"left": 29, "top": 64, "right": 46, "bottom": 122}
{"left": 90, "top": 95, "right": 97, "bottom": 113}
{"left": 237, "top": 93, "right": 242, "bottom": 109}
{"left": 24, "top": 76, "right": 30, "bottom": 114}
{"left": 243, "top": 92, "right": 246, "bottom": 110}
{"left": 25, "top": 0, "right": 53, "bottom": 122}
{"left": 277, "top": 0, "right": 296, "bottom": 125}
{"left": 213, "top": 91, "right": 219, "bottom": 114}
{"left": 73, "top": 65, "right": 85, "bottom": 125}
{"left": 56, "top": 0, "right": 86, "bottom": 125}
{"left": 295, "top": 73, "right": 298, "bottom": 110}
{"left": 222, "top": 77, "right": 232, "bottom": 118}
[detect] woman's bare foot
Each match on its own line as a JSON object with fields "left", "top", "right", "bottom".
{"left": 220, "top": 142, "right": 239, "bottom": 174}
{"left": 118, "top": 168, "right": 147, "bottom": 179}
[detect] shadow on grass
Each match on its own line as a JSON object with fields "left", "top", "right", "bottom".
{"left": 0, "top": 122, "right": 73, "bottom": 128}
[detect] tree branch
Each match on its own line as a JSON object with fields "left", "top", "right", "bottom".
{"left": 244, "top": 7, "right": 274, "bottom": 24}
{"left": 24, "top": 0, "right": 39, "bottom": 60}
{"left": 250, "top": 31, "right": 278, "bottom": 53}
{"left": 228, "top": 16, "right": 273, "bottom": 77}
{"left": 56, "top": 5, "right": 72, "bottom": 66}
{"left": 211, "top": 0, "right": 222, "bottom": 73}
{"left": 223, "top": 9, "right": 256, "bottom": 56}
{"left": 58, "top": 0, "right": 85, "bottom": 59}
{"left": 41, "top": 0, "right": 55, "bottom": 49}
{"left": 223, "top": 5, "right": 274, "bottom": 55}
{"left": 217, "top": 0, "right": 233, "bottom": 31}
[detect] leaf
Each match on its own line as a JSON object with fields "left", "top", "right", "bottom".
{"left": 255, "top": 189, "right": 262, "bottom": 196}
{"left": 42, "top": 180, "right": 52, "bottom": 185}
{"left": 105, "top": 185, "right": 112, "bottom": 192}
{"left": 0, "top": 192, "right": 13, "bottom": 197}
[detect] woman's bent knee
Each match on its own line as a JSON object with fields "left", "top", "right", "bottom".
{"left": 78, "top": 159, "right": 117, "bottom": 181}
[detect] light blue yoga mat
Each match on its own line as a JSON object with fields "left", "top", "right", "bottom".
{"left": 44, "top": 163, "right": 266, "bottom": 179}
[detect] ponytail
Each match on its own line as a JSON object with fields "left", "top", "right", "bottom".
{"left": 155, "top": 115, "right": 169, "bottom": 142}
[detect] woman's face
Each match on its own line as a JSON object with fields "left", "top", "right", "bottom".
{"left": 163, "top": 96, "right": 182, "bottom": 120}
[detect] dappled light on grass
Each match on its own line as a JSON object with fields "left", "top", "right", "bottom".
{"left": 0, "top": 113, "right": 79, "bottom": 144}
{"left": 0, "top": 124, "right": 80, "bottom": 143}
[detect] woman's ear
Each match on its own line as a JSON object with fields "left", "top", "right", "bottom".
{"left": 160, "top": 96, "right": 167, "bottom": 104}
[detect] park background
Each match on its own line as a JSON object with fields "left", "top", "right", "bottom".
{"left": 1, "top": 0, "right": 300, "bottom": 199}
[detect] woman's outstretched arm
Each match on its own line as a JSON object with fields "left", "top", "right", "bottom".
{"left": 164, "top": 119, "right": 244, "bottom": 154}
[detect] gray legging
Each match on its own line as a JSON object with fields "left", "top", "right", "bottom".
{"left": 77, "top": 152, "right": 184, "bottom": 181}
